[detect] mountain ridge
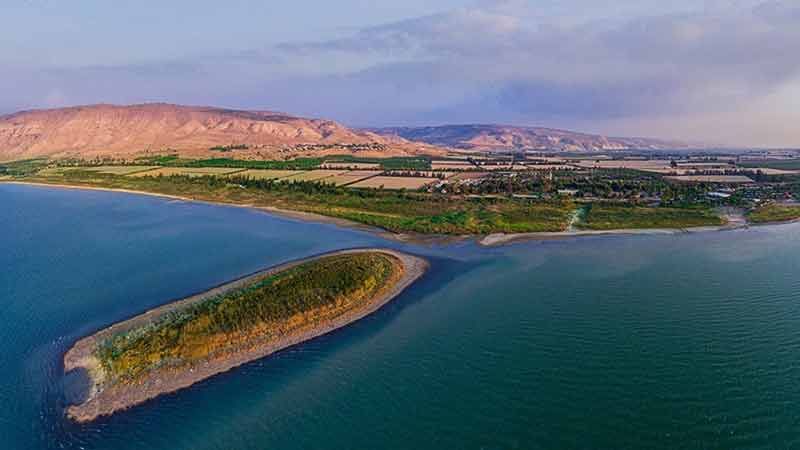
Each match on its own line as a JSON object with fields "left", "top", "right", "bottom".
{"left": 0, "top": 103, "right": 694, "bottom": 161}
{"left": 368, "top": 124, "right": 692, "bottom": 152}
{"left": 0, "top": 103, "right": 432, "bottom": 160}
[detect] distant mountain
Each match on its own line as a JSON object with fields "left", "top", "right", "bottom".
{"left": 369, "top": 124, "right": 690, "bottom": 152}
{"left": 0, "top": 104, "right": 436, "bottom": 160}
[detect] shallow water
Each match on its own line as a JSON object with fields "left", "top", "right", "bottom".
{"left": 3, "top": 183, "right": 800, "bottom": 449}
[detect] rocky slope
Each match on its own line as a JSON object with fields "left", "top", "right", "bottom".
{"left": 0, "top": 104, "right": 434, "bottom": 160}
{"left": 370, "top": 124, "right": 689, "bottom": 152}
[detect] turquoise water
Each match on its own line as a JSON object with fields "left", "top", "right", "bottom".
{"left": 3, "top": 184, "right": 800, "bottom": 449}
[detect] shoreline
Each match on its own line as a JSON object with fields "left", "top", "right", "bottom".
{"left": 1, "top": 179, "right": 789, "bottom": 247}
{"left": 478, "top": 212, "right": 750, "bottom": 246}
{"left": 2, "top": 180, "right": 467, "bottom": 247}
{"left": 63, "top": 248, "right": 429, "bottom": 423}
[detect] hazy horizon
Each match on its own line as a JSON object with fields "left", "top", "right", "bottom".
{"left": 2, "top": 0, "right": 799, "bottom": 147}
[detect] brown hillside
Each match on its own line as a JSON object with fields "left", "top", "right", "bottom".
{"left": 0, "top": 104, "right": 438, "bottom": 160}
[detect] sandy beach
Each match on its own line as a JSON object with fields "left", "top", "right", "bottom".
{"left": 63, "top": 248, "right": 429, "bottom": 423}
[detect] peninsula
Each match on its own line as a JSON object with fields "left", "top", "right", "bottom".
{"left": 63, "top": 249, "right": 428, "bottom": 423}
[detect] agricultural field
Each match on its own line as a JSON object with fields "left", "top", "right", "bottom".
{"left": 747, "top": 204, "right": 800, "bottom": 224}
{"left": 129, "top": 167, "right": 246, "bottom": 177}
{"left": 324, "top": 156, "right": 430, "bottom": 170}
{"left": 383, "top": 171, "right": 454, "bottom": 178}
{"left": 349, "top": 176, "right": 440, "bottom": 190}
{"left": 740, "top": 168, "right": 800, "bottom": 175}
{"left": 666, "top": 175, "right": 754, "bottom": 184}
{"left": 574, "top": 160, "right": 676, "bottom": 173}
{"left": 448, "top": 172, "right": 490, "bottom": 181}
{"left": 69, "top": 165, "right": 160, "bottom": 175}
{"left": 39, "top": 165, "right": 159, "bottom": 176}
{"left": 227, "top": 169, "right": 302, "bottom": 180}
{"left": 281, "top": 170, "right": 348, "bottom": 182}
{"left": 321, "top": 162, "right": 381, "bottom": 170}
{"left": 136, "top": 156, "right": 324, "bottom": 170}
{"left": 675, "top": 162, "right": 732, "bottom": 169}
{"left": 324, "top": 171, "right": 383, "bottom": 186}
{"left": 580, "top": 203, "right": 724, "bottom": 230}
{"left": 431, "top": 161, "right": 478, "bottom": 170}
{"left": 738, "top": 159, "right": 800, "bottom": 170}
{"left": 521, "top": 164, "right": 578, "bottom": 171}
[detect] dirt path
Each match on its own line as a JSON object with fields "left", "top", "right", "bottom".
{"left": 566, "top": 205, "right": 589, "bottom": 232}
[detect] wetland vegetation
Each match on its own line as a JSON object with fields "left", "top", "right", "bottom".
{"left": 64, "top": 249, "right": 426, "bottom": 422}
{"left": 96, "top": 252, "right": 401, "bottom": 382}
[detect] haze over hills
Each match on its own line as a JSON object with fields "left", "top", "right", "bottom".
{"left": 0, "top": 103, "right": 696, "bottom": 161}
{"left": 370, "top": 125, "right": 692, "bottom": 152}
{"left": 0, "top": 104, "right": 434, "bottom": 160}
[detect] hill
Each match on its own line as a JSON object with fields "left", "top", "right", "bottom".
{"left": 0, "top": 104, "right": 437, "bottom": 160}
{"left": 369, "top": 124, "right": 690, "bottom": 152}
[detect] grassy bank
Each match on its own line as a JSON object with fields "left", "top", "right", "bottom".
{"left": 3, "top": 158, "right": 731, "bottom": 234}
{"left": 747, "top": 204, "right": 800, "bottom": 224}
{"left": 18, "top": 171, "right": 576, "bottom": 234}
{"left": 580, "top": 203, "right": 724, "bottom": 230}
{"left": 97, "top": 252, "right": 401, "bottom": 383}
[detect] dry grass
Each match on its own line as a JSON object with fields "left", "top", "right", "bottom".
{"left": 349, "top": 176, "right": 439, "bottom": 190}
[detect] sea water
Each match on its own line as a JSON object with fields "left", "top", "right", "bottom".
{"left": 2, "top": 183, "right": 800, "bottom": 449}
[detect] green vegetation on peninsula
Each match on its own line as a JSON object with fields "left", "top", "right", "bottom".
{"left": 98, "top": 252, "right": 398, "bottom": 382}
{"left": 64, "top": 249, "right": 427, "bottom": 422}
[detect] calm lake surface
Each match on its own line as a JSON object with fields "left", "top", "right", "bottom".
{"left": 3, "top": 183, "right": 800, "bottom": 450}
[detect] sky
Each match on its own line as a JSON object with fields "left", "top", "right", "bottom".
{"left": 2, "top": 0, "right": 799, "bottom": 147}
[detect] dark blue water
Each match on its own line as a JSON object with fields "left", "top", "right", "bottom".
{"left": 3, "top": 183, "right": 800, "bottom": 449}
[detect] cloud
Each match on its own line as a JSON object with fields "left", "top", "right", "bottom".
{"left": 2, "top": 0, "right": 799, "bottom": 145}
{"left": 271, "top": 1, "right": 800, "bottom": 124}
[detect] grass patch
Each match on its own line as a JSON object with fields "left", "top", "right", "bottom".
{"left": 580, "top": 203, "right": 723, "bottom": 230}
{"left": 747, "top": 204, "right": 800, "bottom": 224}
{"left": 0, "top": 158, "right": 50, "bottom": 176}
